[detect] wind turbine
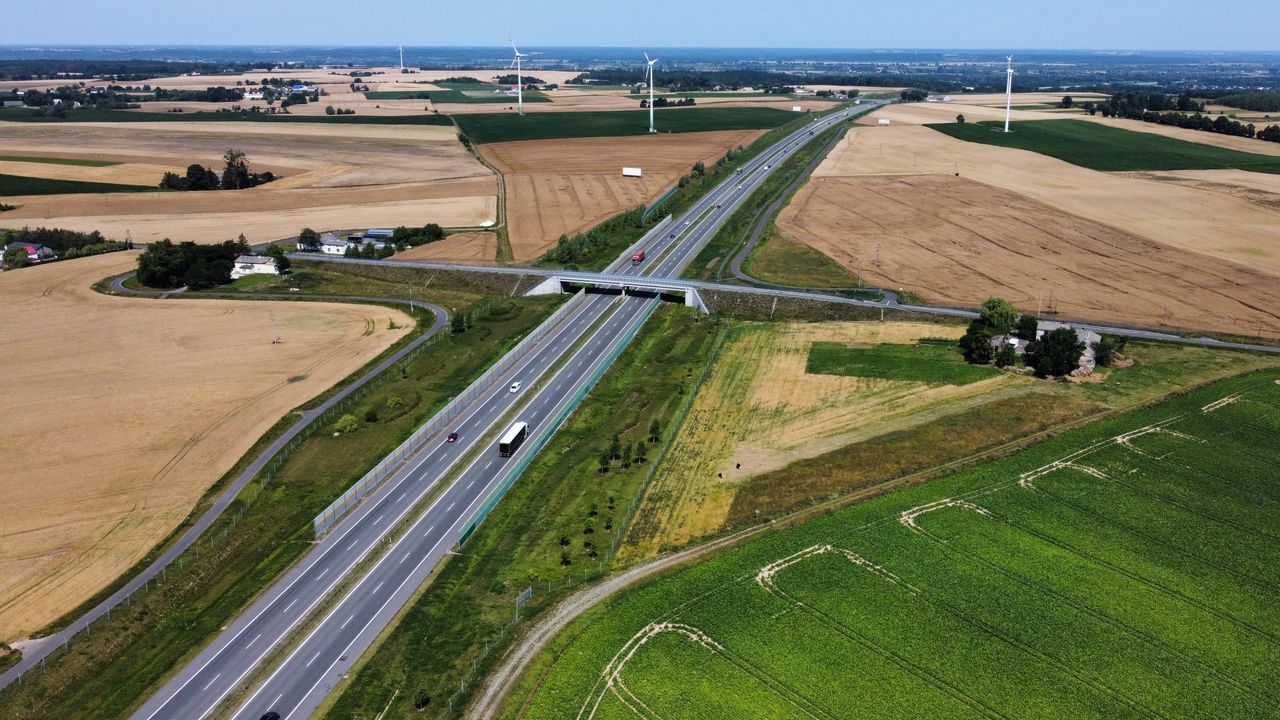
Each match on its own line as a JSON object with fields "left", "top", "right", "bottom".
{"left": 644, "top": 52, "right": 659, "bottom": 133}
{"left": 508, "top": 40, "right": 541, "bottom": 115}
{"left": 398, "top": 45, "right": 405, "bottom": 73}
{"left": 1003, "top": 55, "right": 1014, "bottom": 133}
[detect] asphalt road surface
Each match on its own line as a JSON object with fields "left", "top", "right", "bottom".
{"left": 134, "top": 104, "right": 877, "bottom": 720}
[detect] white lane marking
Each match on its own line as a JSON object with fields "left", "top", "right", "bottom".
{"left": 306, "top": 651, "right": 321, "bottom": 667}
{"left": 346, "top": 540, "right": 357, "bottom": 552}
{"left": 201, "top": 673, "right": 221, "bottom": 692}
{"left": 316, "top": 568, "right": 328, "bottom": 580}
{"left": 447, "top": 501, "right": 455, "bottom": 512}
{"left": 467, "top": 481, "right": 475, "bottom": 489}
{"left": 284, "top": 598, "right": 297, "bottom": 612}
{"left": 397, "top": 492, "right": 406, "bottom": 502}
{"left": 246, "top": 634, "right": 261, "bottom": 649}
{"left": 401, "top": 552, "right": 411, "bottom": 564}
{"left": 485, "top": 460, "right": 494, "bottom": 470}
{"left": 341, "top": 615, "right": 354, "bottom": 629}
{"left": 374, "top": 581, "right": 384, "bottom": 593}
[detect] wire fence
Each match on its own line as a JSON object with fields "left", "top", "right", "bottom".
{"left": 312, "top": 290, "right": 587, "bottom": 537}
{"left": 608, "top": 318, "right": 730, "bottom": 559}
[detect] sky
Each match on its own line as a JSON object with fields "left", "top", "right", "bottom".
{"left": 6, "top": 0, "right": 1278, "bottom": 50}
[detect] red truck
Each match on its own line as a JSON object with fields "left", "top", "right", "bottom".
{"left": 631, "top": 249, "right": 646, "bottom": 265}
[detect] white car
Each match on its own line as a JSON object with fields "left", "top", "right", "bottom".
{"left": 510, "top": 381, "right": 522, "bottom": 394}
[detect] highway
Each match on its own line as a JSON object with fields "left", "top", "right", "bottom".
{"left": 135, "top": 103, "right": 878, "bottom": 719}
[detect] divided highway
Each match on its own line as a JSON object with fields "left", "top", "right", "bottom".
{"left": 134, "top": 102, "right": 880, "bottom": 720}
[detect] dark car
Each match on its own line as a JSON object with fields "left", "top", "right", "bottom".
{"left": 447, "top": 432, "right": 459, "bottom": 443}
{"left": 261, "top": 713, "right": 281, "bottom": 720}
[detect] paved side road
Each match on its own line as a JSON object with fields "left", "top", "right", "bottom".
{"left": 0, "top": 286, "right": 447, "bottom": 691}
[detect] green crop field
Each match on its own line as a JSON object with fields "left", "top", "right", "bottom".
{"left": 0, "top": 155, "right": 118, "bottom": 167}
{"left": 0, "top": 107, "right": 453, "bottom": 125}
{"left": 933, "top": 119, "right": 1280, "bottom": 173}
{"left": 365, "top": 84, "right": 550, "bottom": 104}
{"left": 807, "top": 340, "right": 1001, "bottom": 386}
{"left": 454, "top": 107, "right": 797, "bottom": 144}
{"left": 516, "top": 370, "right": 1280, "bottom": 720}
{"left": 0, "top": 173, "right": 156, "bottom": 196}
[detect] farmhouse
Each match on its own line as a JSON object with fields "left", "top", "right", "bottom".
{"left": 4, "top": 242, "right": 57, "bottom": 263}
{"left": 230, "top": 255, "right": 279, "bottom": 279}
{"left": 991, "top": 321, "right": 1102, "bottom": 375}
{"left": 318, "top": 232, "right": 352, "bottom": 255}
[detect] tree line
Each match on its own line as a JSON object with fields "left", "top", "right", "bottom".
{"left": 1213, "top": 91, "right": 1280, "bottom": 113}
{"left": 640, "top": 96, "right": 695, "bottom": 108}
{"left": 567, "top": 68, "right": 933, "bottom": 92}
{"left": 136, "top": 238, "right": 251, "bottom": 290}
{"left": 160, "top": 149, "right": 276, "bottom": 191}
{"left": 1084, "top": 91, "right": 1280, "bottom": 144}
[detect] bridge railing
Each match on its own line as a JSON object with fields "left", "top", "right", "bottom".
{"left": 605, "top": 215, "right": 674, "bottom": 274}
{"left": 312, "top": 289, "right": 587, "bottom": 537}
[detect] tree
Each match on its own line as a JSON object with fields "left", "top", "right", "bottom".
{"left": 1060, "top": 95, "right": 1074, "bottom": 109}
{"left": 264, "top": 243, "right": 290, "bottom": 273}
{"left": 621, "top": 442, "right": 633, "bottom": 468}
{"left": 994, "top": 343, "right": 1018, "bottom": 368}
{"left": 221, "top": 148, "right": 249, "bottom": 190}
{"left": 597, "top": 452, "right": 611, "bottom": 475}
{"left": 325, "top": 105, "right": 336, "bottom": 115}
{"left": 1093, "top": 335, "right": 1127, "bottom": 367}
{"left": 691, "top": 161, "right": 706, "bottom": 177}
{"left": 3, "top": 246, "right": 31, "bottom": 268}
{"left": 959, "top": 322, "right": 995, "bottom": 365}
{"left": 979, "top": 297, "right": 1019, "bottom": 335}
{"left": 955, "top": 113, "right": 966, "bottom": 124}
{"left": 648, "top": 419, "right": 661, "bottom": 443}
{"left": 1014, "top": 314, "right": 1039, "bottom": 341}
{"left": 185, "top": 163, "right": 219, "bottom": 191}
{"left": 1026, "top": 327, "right": 1085, "bottom": 378}
{"left": 334, "top": 414, "right": 360, "bottom": 433}
{"left": 633, "top": 441, "right": 647, "bottom": 464}
{"left": 298, "top": 227, "right": 320, "bottom": 250}
{"left": 609, "top": 435, "right": 622, "bottom": 461}
{"left": 450, "top": 312, "right": 468, "bottom": 334}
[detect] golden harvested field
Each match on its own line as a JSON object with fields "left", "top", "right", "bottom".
{"left": 0, "top": 252, "right": 414, "bottom": 642}
{"left": 776, "top": 124, "right": 1280, "bottom": 338}
{"left": 479, "top": 130, "right": 765, "bottom": 260}
{"left": 861, "top": 100, "right": 1280, "bottom": 158}
{"left": 0, "top": 159, "right": 171, "bottom": 186}
{"left": 393, "top": 231, "right": 498, "bottom": 263}
{"left": 617, "top": 321, "right": 1039, "bottom": 562}
{"left": 0, "top": 120, "right": 497, "bottom": 245}
{"left": 779, "top": 174, "right": 1280, "bottom": 339}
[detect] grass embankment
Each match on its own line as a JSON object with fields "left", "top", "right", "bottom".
{"left": 0, "top": 290, "right": 560, "bottom": 720}
{"left": 320, "top": 307, "right": 722, "bottom": 719}
{"left": 454, "top": 107, "right": 797, "bottom": 144}
{"left": 0, "top": 155, "right": 118, "bottom": 167}
{"left": 933, "top": 118, "right": 1280, "bottom": 173}
{"left": 742, "top": 227, "right": 860, "bottom": 287}
{"left": 0, "top": 108, "right": 454, "bottom": 125}
{"left": 807, "top": 340, "right": 1000, "bottom": 386}
{"left": 0, "top": 174, "right": 156, "bottom": 196}
{"left": 538, "top": 109, "right": 847, "bottom": 272}
{"left": 516, "top": 369, "right": 1280, "bottom": 719}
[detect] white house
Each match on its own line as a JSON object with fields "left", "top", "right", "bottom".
{"left": 230, "top": 255, "right": 279, "bottom": 279}
{"left": 318, "top": 232, "right": 351, "bottom": 255}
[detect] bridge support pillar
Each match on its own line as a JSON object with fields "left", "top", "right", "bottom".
{"left": 525, "top": 276, "right": 564, "bottom": 296}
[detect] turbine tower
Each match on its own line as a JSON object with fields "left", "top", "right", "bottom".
{"left": 644, "top": 52, "right": 659, "bottom": 133}
{"left": 508, "top": 40, "right": 540, "bottom": 116}
{"left": 398, "top": 45, "right": 405, "bottom": 73}
{"left": 1003, "top": 55, "right": 1015, "bottom": 133}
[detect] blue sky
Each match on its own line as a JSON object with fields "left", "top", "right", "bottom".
{"left": 7, "top": 0, "right": 1277, "bottom": 50}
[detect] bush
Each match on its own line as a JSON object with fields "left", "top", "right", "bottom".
{"left": 334, "top": 414, "right": 360, "bottom": 434}
{"left": 364, "top": 408, "right": 379, "bottom": 423}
